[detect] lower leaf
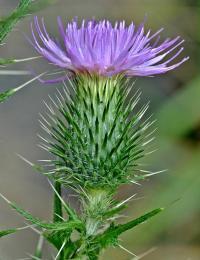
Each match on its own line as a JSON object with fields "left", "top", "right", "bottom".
{"left": 0, "top": 228, "right": 18, "bottom": 238}
{"left": 94, "top": 208, "right": 164, "bottom": 248}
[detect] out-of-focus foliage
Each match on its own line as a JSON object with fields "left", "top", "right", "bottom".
{"left": 0, "top": 0, "right": 33, "bottom": 43}
{"left": 0, "top": 0, "right": 57, "bottom": 44}
{"left": 0, "top": 0, "right": 57, "bottom": 102}
{"left": 124, "top": 78, "right": 200, "bottom": 246}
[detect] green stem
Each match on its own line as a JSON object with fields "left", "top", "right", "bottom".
{"left": 53, "top": 183, "right": 65, "bottom": 260}
{"left": 33, "top": 235, "right": 43, "bottom": 259}
{"left": 53, "top": 181, "right": 63, "bottom": 223}
{"left": 84, "top": 189, "right": 111, "bottom": 236}
{"left": 70, "top": 189, "right": 112, "bottom": 259}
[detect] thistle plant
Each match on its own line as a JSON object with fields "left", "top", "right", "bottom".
{"left": 0, "top": 14, "right": 188, "bottom": 260}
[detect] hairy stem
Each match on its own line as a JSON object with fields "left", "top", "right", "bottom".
{"left": 71, "top": 189, "right": 112, "bottom": 259}
{"left": 84, "top": 189, "right": 111, "bottom": 236}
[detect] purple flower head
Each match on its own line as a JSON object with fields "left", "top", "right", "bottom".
{"left": 31, "top": 16, "right": 188, "bottom": 82}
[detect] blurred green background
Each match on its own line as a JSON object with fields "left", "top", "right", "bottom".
{"left": 0, "top": 0, "right": 199, "bottom": 259}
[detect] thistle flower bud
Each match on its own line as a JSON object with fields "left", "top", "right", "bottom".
{"left": 39, "top": 74, "right": 152, "bottom": 190}
{"left": 34, "top": 16, "right": 188, "bottom": 191}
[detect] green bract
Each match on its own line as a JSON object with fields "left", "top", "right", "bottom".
{"left": 39, "top": 75, "right": 153, "bottom": 189}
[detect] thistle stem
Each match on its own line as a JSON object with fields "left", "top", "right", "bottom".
{"left": 33, "top": 235, "right": 44, "bottom": 259}
{"left": 84, "top": 189, "right": 111, "bottom": 236}
{"left": 53, "top": 181, "right": 63, "bottom": 223}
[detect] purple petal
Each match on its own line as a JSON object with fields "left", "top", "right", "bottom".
{"left": 30, "top": 16, "right": 188, "bottom": 80}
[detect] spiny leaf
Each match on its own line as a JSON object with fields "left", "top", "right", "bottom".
{"left": 112, "top": 208, "right": 163, "bottom": 235}
{"left": 0, "top": 58, "right": 15, "bottom": 65}
{"left": 0, "top": 0, "right": 32, "bottom": 43}
{"left": 10, "top": 202, "right": 56, "bottom": 229}
{"left": 102, "top": 204, "right": 126, "bottom": 219}
{"left": 0, "top": 192, "right": 84, "bottom": 231}
{"left": 0, "top": 0, "right": 57, "bottom": 43}
{"left": 0, "top": 73, "right": 45, "bottom": 103}
{"left": 94, "top": 208, "right": 163, "bottom": 247}
{"left": 44, "top": 229, "right": 72, "bottom": 250}
{"left": 0, "top": 56, "right": 41, "bottom": 66}
{"left": 0, "top": 228, "right": 18, "bottom": 238}
{"left": 11, "top": 201, "right": 83, "bottom": 231}
{"left": 0, "top": 89, "right": 16, "bottom": 103}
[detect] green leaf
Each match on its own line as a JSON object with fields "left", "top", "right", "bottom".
{"left": 94, "top": 208, "right": 163, "bottom": 248}
{"left": 44, "top": 229, "right": 72, "bottom": 250}
{"left": 5, "top": 197, "right": 81, "bottom": 257}
{"left": 10, "top": 202, "right": 54, "bottom": 229}
{"left": 0, "top": 58, "right": 15, "bottom": 65}
{"left": 0, "top": 73, "right": 45, "bottom": 103}
{"left": 10, "top": 201, "right": 83, "bottom": 231}
{"left": 102, "top": 204, "right": 126, "bottom": 219}
{"left": 0, "top": 88, "right": 16, "bottom": 103}
{"left": 0, "top": 191, "right": 83, "bottom": 232}
{"left": 0, "top": 0, "right": 32, "bottom": 43}
{"left": 0, "top": 0, "right": 58, "bottom": 43}
{"left": 0, "top": 228, "right": 18, "bottom": 238}
{"left": 0, "top": 56, "right": 41, "bottom": 66}
{"left": 112, "top": 208, "right": 163, "bottom": 235}
{"left": 157, "top": 76, "right": 200, "bottom": 137}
